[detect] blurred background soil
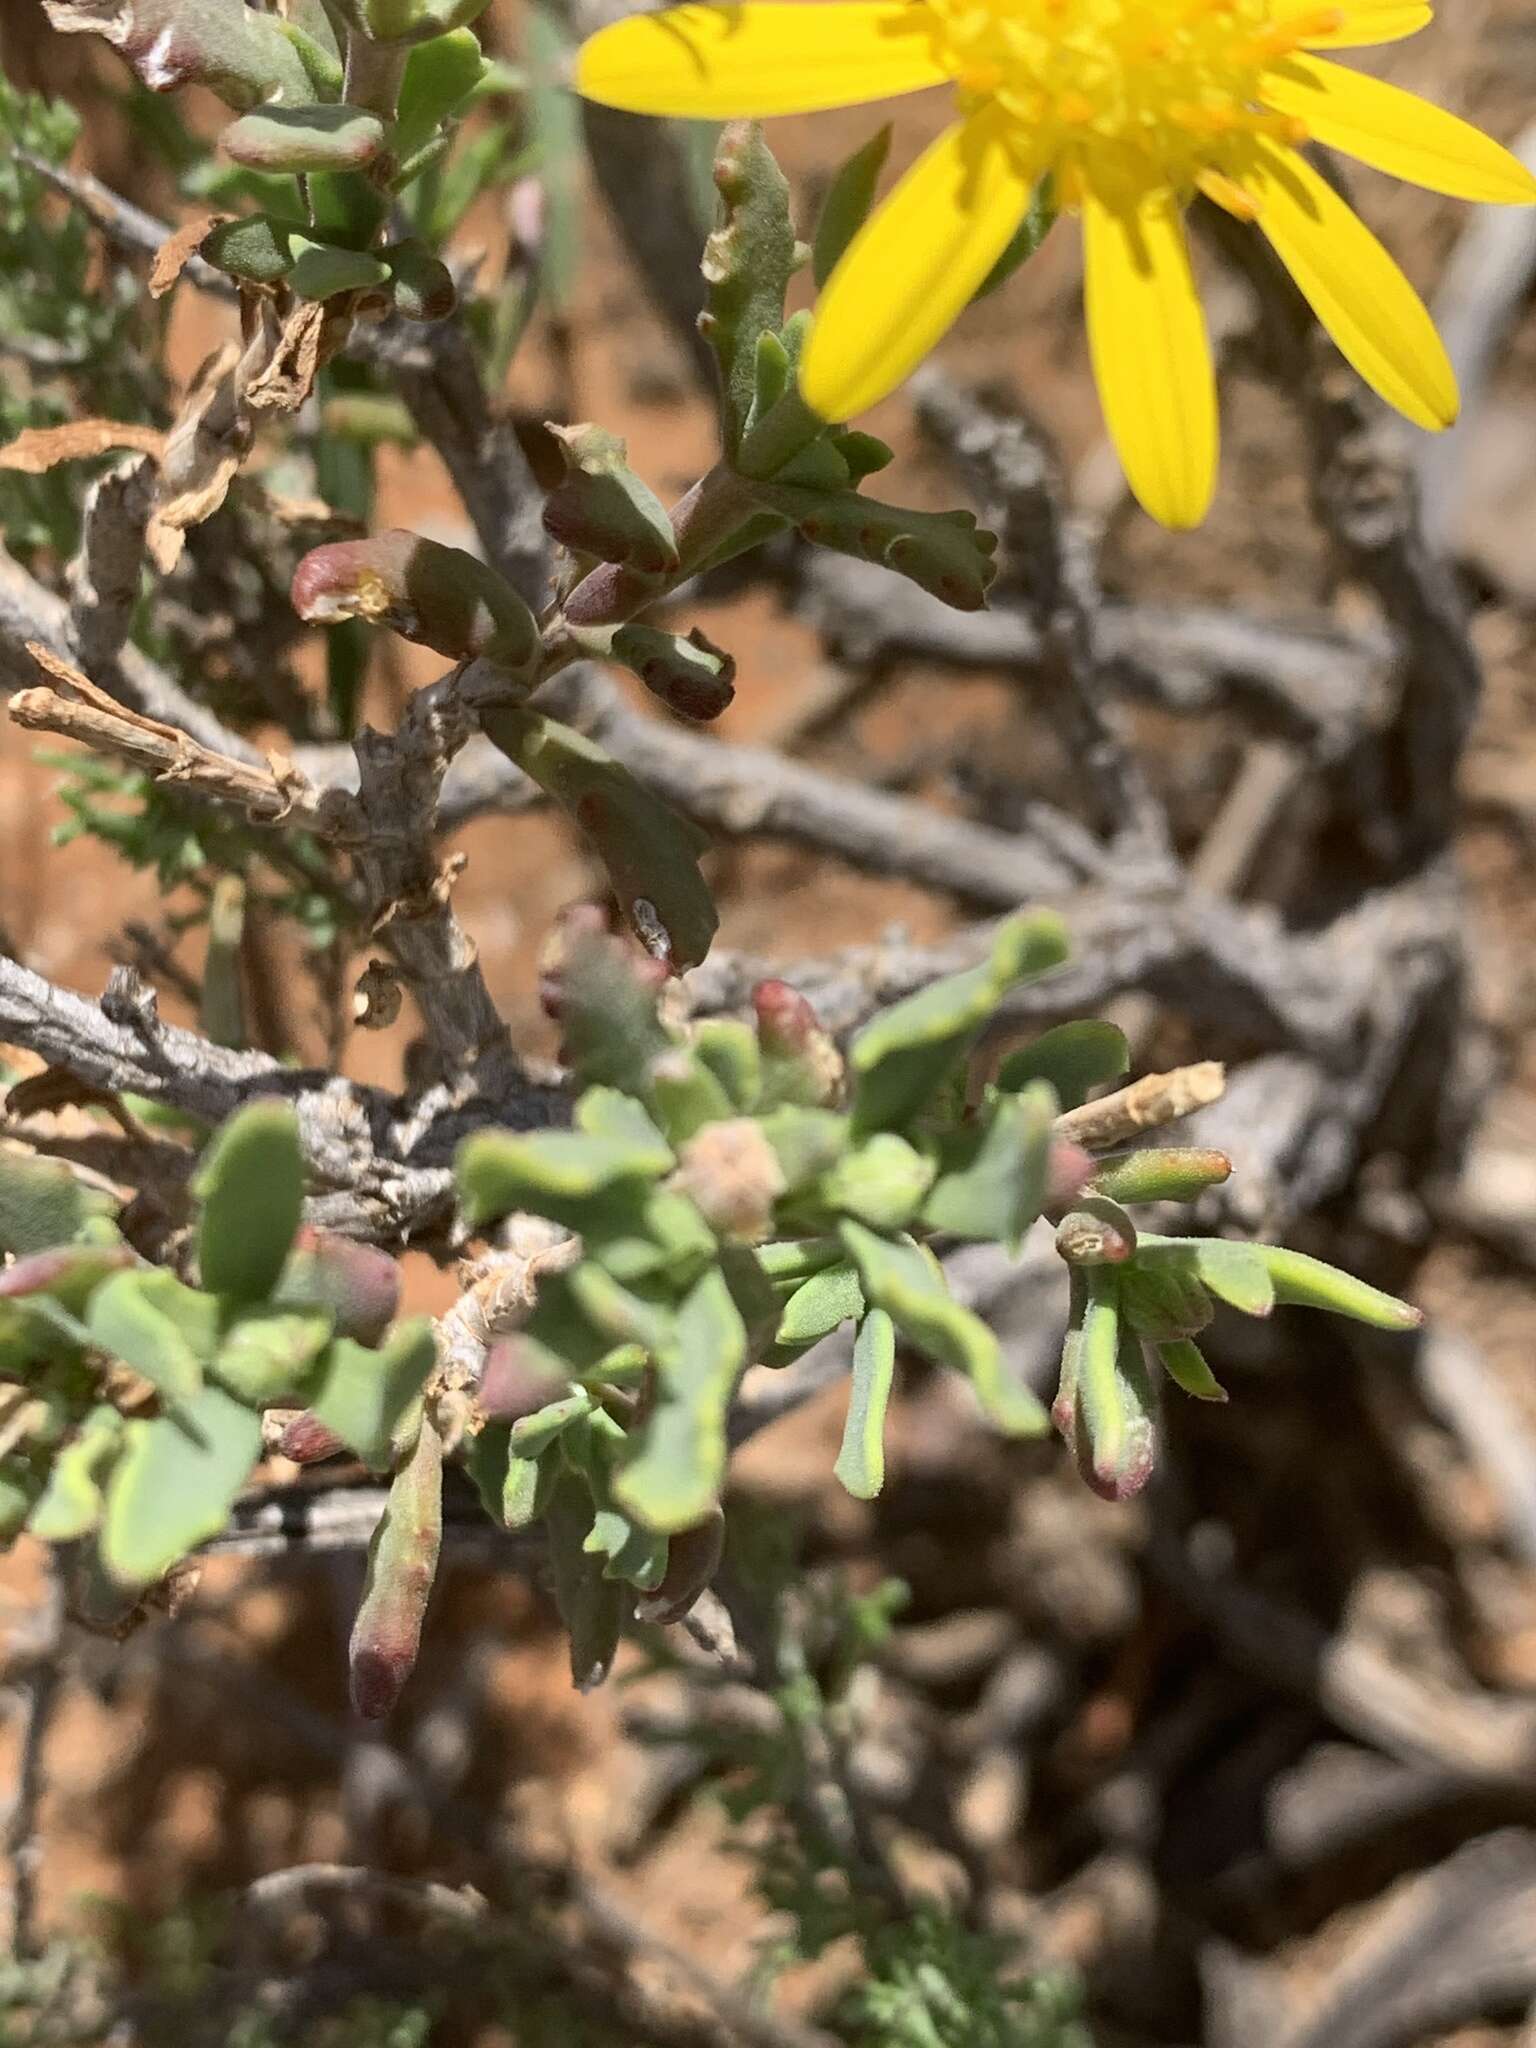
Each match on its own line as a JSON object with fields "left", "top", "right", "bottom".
{"left": 6, "top": 0, "right": 1536, "bottom": 2041}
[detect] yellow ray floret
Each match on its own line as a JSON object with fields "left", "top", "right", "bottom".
{"left": 799, "top": 107, "right": 1040, "bottom": 423}
{"left": 1245, "top": 140, "right": 1458, "bottom": 429}
{"left": 575, "top": 2, "right": 952, "bottom": 116}
{"left": 1082, "top": 186, "right": 1218, "bottom": 530}
{"left": 577, "top": 0, "right": 1536, "bottom": 527}
{"left": 1274, "top": 0, "right": 1435, "bottom": 49}
{"left": 1261, "top": 54, "right": 1536, "bottom": 204}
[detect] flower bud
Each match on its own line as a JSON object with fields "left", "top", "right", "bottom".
{"left": 292, "top": 529, "right": 539, "bottom": 678}
{"left": 610, "top": 624, "right": 736, "bottom": 723}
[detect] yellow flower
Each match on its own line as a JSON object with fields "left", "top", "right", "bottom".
{"left": 576, "top": 0, "right": 1536, "bottom": 527}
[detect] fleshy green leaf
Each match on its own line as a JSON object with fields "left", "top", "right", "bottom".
{"left": 758, "top": 1106, "right": 849, "bottom": 1192}
{"left": 292, "top": 529, "right": 539, "bottom": 672}
{"left": 575, "top": 1087, "right": 672, "bottom": 1156}
{"left": 775, "top": 1262, "right": 865, "bottom": 1347}
{"left": 383, "top": 238, "right": 456, "bottom": 319}
{"left": 754, "top": 483, "right": 1000, "bottom": 612}
{"left": 1261, "top": 1246, "right": 1422, "bottom": 1330}
{"left": 546, "top": 1473, "right": 625, "bottom": 1690}
{"left": 0, "top": 1243, "right": 132, "bottom": 1314}
{"left": 482, "top": 709, "right": 718, "bottom": 970}
{"left": 349, "top": 1419, "right": 444, "bottom": 1718}
{"left": 0, "top": 1152, "right": 108, "bottom": 1256}
{"left": 692, "top": 1020, "right": 762, "bottom": 1113}
{"left": 100, "top": 1385, "right": 263, "bottom": 1587}
{"left": 616, "top": 1266, "right": 746, "bottom": 1533}
{"left": 1072, "top": 1271, "right": 1156, "bottom": 1500}
{"left": 564, "top": 1411, "right": 668, "bottom": 1593}
{"left": 1119, "top": 1256, "right": 1213, "bottom": 1341}
{"left": 87, "top": 1269, "right": 218, "bottom": 1405}
{"left": 820, "top": 1133, "right": 936, "bottom": 1232}
{"left": 286, "top": 240, "right": 391, "bottom": 299}
{"left": 201, "top": 213, "right": 298, "bottom": 286}
{"left": 703, "top": 120, "right": 800, "bottom": 452}
{"left": 588, "top": 1189, "right": 717, "bottom": 1290}
{"left": 223, "top": 103, "right": 384, "bottom": 174}
{"left": 555, "top": 928, "right": 675, "bottom": 1093}
{"left": 637, "top": 1506, "right": 725, "bottom": 1625}
{"left": 394, "top": 27, "right": 487, "bottom": 165}
{"left": 195, "top": 1102, "right": 304, "bottom": 1304}
{"left": 503, "top": 1446, "right": 554, "bottom": 1528}
{"left": 212, "top": 1310, "right": 333, "bottom": 1404}
{"left": 840, "top": 1221, "right": 1046, "bottom": 1437}
{"left": 606, "top": 618, "right": 741, "bottom": 724}
{"left": 509, "top": 1388, "right": 592, "bottom": 1459}
{"left": 309, "top": 1318, "right": 437, "bottom": 1468}
{"left": 28, "top": 1405, "right": 123, "bottom": 1542}
{"left": 646, "top": 1047, "right": 735, "bottom": 1146}
{"left": 277, "top": 14, "right": 345, "bottom": 96}
{"left": 1051, "top": 1271, "right": 1086, "bottom": 1439}
{"left": 526, "top": 1268, "right": 644, "bottom": 1377}
{"left": 1153, "top": 1336, "right": 1227, "bottom": 1402}
{"left": 457, "top": 1126, "right": 672, "bottom": 1231}
{"left": 1089, "top": 1147, "right": 1232, "bottom": 1206}
{"left": 568, "top": 1264, "right": 673, "bottom": 1356}
{"left": 719, "top": 1242, "right": 782, "bottom": 1358}
{"left": 995, "top": 1019, "right": 1128, "bottom": 1109}
{"left": 922, "top": 1082, "right": 1055, "bottom": 1245}
{"left": 46, "top": 0, "right": 312, "bottom": 108}
{"left": 834, "top": 1308, "right": 896, "bottom": 1501}
{"left": 543, "top": 424, "right": 679, "bottom": 576}
{"left": 850, "top": 914, "right": 1069, "bottom": 1135}
{"left": 1193, "top": 1240, "right": 1275, "bottom": 1317}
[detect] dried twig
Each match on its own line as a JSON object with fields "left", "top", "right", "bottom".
{"left": 914, "top": 370, "right": 1174, "bottom": 868}
{"left": 11, "top": 646, "right": 341, "bottom": 834}
{"left": 0, "top": 952, "right": 561, "bottom": 1245}
{"left": 796, "top": 551, "right": 1388, "bottom": 760}
{"left": 14, "top": 149, "right": 233, "bottom": 298}
{"left": 0, "top": 540, "right": 267, "bottom": 762}
{"left": 1055, "top": 1062, "right": 1227, "bottom": 1151}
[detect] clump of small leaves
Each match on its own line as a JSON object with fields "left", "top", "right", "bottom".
{"left": 451, "top": 914, "right": 1419, "bottom": 1689}
{"left": 0, "top": 1105, "right": 429, "bottom": 1641}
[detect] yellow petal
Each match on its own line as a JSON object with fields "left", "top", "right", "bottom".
{"left": 1248, "top": 142, "right": 1458, "bottom": 429}
{"left": 575, "top": 2, "right": 952, "bottom": 118}
{"left": 1264, "top": 54, "right": 1536, "bottom": 203}
{"left": 1082, "top": 187, "right": 1217, "bottom": 530}
{"left": 800, "top": 107, "right": 1036, "bottom": 422}
{"left": 1276, "top": 0, "right": 1432, "bottom": 49}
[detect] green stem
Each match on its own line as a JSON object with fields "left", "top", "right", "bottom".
{"left": 343, "top": 31, "right": 408, "bottom": 121}
{"left": 559, "top": 463, "right": 760, "bottom": 631}
{"left": 733, "top": 387, "right": 825, "bottom": 481}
